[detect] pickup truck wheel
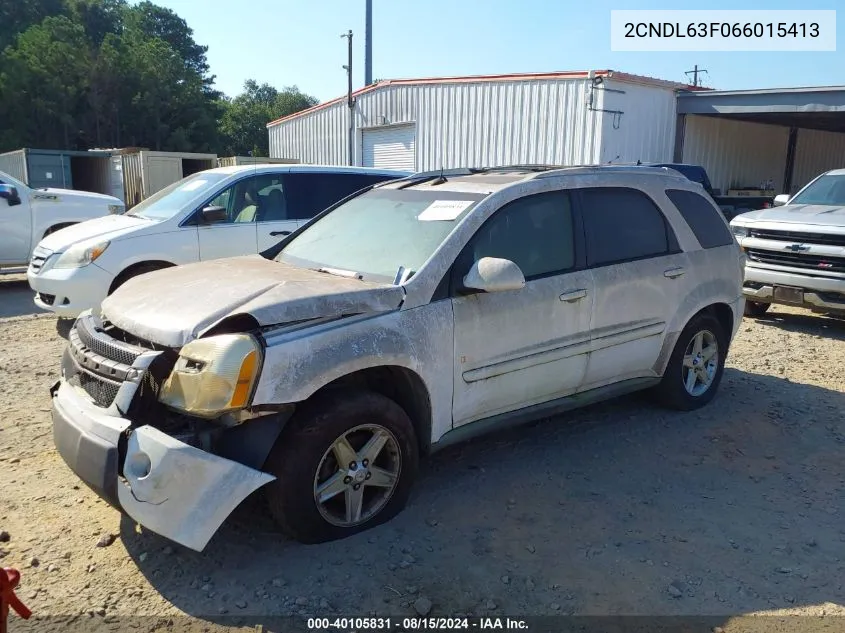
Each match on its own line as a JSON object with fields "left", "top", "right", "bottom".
{"left": 743, "top": 301, "right": 770, "bottom": 318}
{"left": 654, "top": 312, "right": 727, "bottom": 411}
{"left": 264, "top": 391, "right": 419, "bottom": 543}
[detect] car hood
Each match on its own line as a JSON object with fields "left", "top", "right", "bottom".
{"left": 734, "top": 204, "right": 845, "bottom": 227}
{"left": 37, "top": 214, "right": 154, "bottom": 253}
{"left": 100, "top": 255, "right": 405, "bottom": 347}
{"left": 33, "top": 187, "right": 122, "bottom": 204}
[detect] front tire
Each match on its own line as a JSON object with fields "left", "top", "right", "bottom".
{"left": 744, "top": 301, "right": 770, "bottom": 318}
{"left": 654, "top": 312, "right": 727, "bottom": 411}
{"left": 264, "top": 390, "right": 419, "bottom": 543}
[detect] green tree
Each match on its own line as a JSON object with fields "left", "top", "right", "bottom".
{"left": 0, "top": 15, "right": 90, "bottom": 148}
{"left": 219, "top": 80, "right": 317, "bottom": 157}
{"left": 0, "top": 0, "right": 66, "bottom": 52}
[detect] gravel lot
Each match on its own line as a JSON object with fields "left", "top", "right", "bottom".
{"left": 2, "top": 274, "right": 845, "bottom": 631}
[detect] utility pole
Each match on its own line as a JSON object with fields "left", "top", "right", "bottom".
{"left": 684, "top": 64, "right": 708, "bottom": 87}
{"left": 365, "top": 0, "right": 373, "bottom": 86}
{"left": 341, "top": 30, "right": 354, "bottom": 166}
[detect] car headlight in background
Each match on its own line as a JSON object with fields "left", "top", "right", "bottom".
{"left": 159, "top": 334, "right": 262, "bottom": 418}
{"left": 52, "top": 241, "right": 110, "bottom": 269}
{"left": 108, "top": 204, "right": 124, "bottom": 214}
{"left": 731, "top": 225, "right": 749, "bottom": 238}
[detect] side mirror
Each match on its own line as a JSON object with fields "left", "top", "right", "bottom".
{"left": 0, "top": 184, "right": 21, "bottom": 206}
{"left": 201, "top": 205, "right": 227, "bottom": 223}
{"left": 463, "top": 257, "right": 525, "bottom": 293}
{"left": 773, "top": 194, "right": 790, "bottom": 207}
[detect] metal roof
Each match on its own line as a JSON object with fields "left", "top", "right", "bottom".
{"left": 267, "top": 70, "right": 701, "bottom": 128}
{"left": 677, "top": 85, "right": 845, "bottom": 132}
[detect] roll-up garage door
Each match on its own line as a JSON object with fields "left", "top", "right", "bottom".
{"left": 362, "top": 125, "right": 416, "bottom": 170}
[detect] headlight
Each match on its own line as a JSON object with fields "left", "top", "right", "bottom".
{"left": 52, "top": 241, "right": 110, "bottom": 269}
{"left": 108, "top": 204, "right": 124, "bottom": 214}
{"left": 731, "top": 225, "right": 749, "bottom": 238}
{"left": 159, "top": 334, "right": 261, "bottom": 418}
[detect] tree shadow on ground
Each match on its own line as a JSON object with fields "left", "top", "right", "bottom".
{"left": 119, "top": 361, "right": 845, "bottom": 628}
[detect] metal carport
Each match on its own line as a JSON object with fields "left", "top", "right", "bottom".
{"left": 675, "top": 86, "right": 845, "bottom": 195}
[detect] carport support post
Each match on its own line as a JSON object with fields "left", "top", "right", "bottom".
{"left": 783, "top": 127, "right": 798, "bottom": 195}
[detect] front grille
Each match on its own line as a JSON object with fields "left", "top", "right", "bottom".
{"left": 67, "top": 368, "right": 121, "bottom": 408}
{"left": 745, "top": 248, "right": 845, "bottom": 274}
{"left": 75, "top": 316, "right": 149, "bottom": 366}
{"left": 749, "top": 228, "right": 845, "bottom": 247}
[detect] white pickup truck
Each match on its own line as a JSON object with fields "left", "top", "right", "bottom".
{"left": 731, "top": 168, "right": 845, "bottom": 317}
{"left": 0, "top": 169, "right": 124, "bottom": 272}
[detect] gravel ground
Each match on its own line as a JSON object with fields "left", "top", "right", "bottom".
{"left": 2, "top": 274, "right": 845, "bottom": 631}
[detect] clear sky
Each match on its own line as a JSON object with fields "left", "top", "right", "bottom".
{"left": 158, "top": 0, "right": 844, "bottom": 101}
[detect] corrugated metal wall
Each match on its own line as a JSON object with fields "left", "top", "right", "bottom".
{"left": 0, "top": 149, "right": 28, "bottom": 183}
{"left": 269, "top": 78, "right": 605, "bottom": 169}
{"left": 682, "top": 115, "right": 789, "bottom": 194}
{"left": 599, "top": 80, "right": 677, "bottom": 164}
{"left": 792, "top": 128, "right": 845, "bottom": 194}
{"left": 121, "top": 153, "right": 145, "bottom": 208}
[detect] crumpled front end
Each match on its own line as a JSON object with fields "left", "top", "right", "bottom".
{"left": 52, "top": 311, "right": 276, "bottom": 551}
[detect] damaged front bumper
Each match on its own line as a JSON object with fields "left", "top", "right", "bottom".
{"left": 51, "top": 379, "right": 275, "bottom": 551}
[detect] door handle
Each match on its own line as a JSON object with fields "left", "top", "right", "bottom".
{"left": 270, "top": 230, "right": 291, "bottom": 237}
{"left": 664, "top": 267, "right": 686, "bottom": 279}
{"left": 560, "top": 289, "right": 588, "bottom": 303}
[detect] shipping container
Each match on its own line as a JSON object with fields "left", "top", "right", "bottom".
{"left": 217, "top": 156, "right": 299, "bottom": 167}
{"left": 115, "top": 150, "right": 217, "bottom": 207}
{"left": 0, "top": 148, "right": 117, "bottom": 194}
{"left": 0, "top": 149, "right": 29, "bottom": 183}
{"left": 267, "top": 71, "right": 687, "bottom": 171}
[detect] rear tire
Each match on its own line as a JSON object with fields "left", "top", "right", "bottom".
{"left": 654, "top": 312, "right": 727, "bottom": 411}
{"left": 264, "top": 390, "right": 419, "bottom": 544}
{"left": 743, "top": 301, "right": 770, "bottom": 318}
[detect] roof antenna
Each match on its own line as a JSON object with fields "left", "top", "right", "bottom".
{"left": 432, "top": 162, "right": 446, "bottom": 186}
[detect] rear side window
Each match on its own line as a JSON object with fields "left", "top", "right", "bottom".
{"left": 665, "top": 189, "right": 733, "bottom": 249}
{"left": 579, "top": 187, "right": 674, "bottom": 267}
{"left": 284, "top": 173, "right": 396, "bottom": 220}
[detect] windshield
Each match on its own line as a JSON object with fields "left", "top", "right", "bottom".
{"left": 790, "top": 174, "right": 845, "bottom": 206}
{"left": 127, "top": 172, "right": 229, "bottom": 220}
{"left": 276, "top": 188, "right": 484, "bottom": 282}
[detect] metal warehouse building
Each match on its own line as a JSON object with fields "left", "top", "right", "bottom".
{"left": 268, "top": 70, "right": 845, "bottom": 198}
{"left": 267, "top": 70, "right": 690, "bottom": 171}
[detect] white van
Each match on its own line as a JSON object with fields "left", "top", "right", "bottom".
{"left": 27, "top": 165, "right": 408, "bottom": 316}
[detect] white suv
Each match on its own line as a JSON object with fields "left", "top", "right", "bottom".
{"left": 27, "top": 165, "right": 407, "bottom": 316}
{"left": 51, "top": 165, "right": 744, "bottom": 551}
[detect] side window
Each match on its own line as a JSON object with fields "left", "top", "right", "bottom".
{"left": 457, "top": 190, "right": 575, "bottom": 283}
{"left": 579, "top": 187, "right": 673, "bottom": 267}
{"left": 205, "top": 174, "right": 287, "bottom": 224}
{"left": 284, "top": 173, "right": 393, "bottom": 221}
{"left": 665, "top": 189, "right": 733, "bottom": 249}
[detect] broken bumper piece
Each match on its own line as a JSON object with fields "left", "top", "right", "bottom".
{"left": 51, "top": 380, "right": 275, "bottom": 552}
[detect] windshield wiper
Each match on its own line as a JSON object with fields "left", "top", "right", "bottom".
{"left": 315, "top": 266, "right": 364, "bottom": 280}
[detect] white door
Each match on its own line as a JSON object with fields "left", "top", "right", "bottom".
{"left": 451, "top": 190, "right": 595, "bottom": 426}
{"left": 196, "top": 175, "right": 260, "bottom": 260}
{"left": 0, "top": 175, "right": 31, "bottom": 264}
{"left": 576, "top": 187, "right": 690, "bottom": 390}
{"left": 143, "top": 154, "right": 182, "bottom": 198}
{"left": 362, "top": 125, "right": 416, "bottom": 171}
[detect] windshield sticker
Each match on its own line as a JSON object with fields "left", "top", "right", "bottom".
{"left": 417, "top": 200, "right": 474, "bottom": 221}
{"left": 180, "top": 179, "right": 208, "bottom": 192}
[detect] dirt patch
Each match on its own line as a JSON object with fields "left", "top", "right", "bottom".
{"left": 1, "top": 303, "right": 844, "bottom": 631}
